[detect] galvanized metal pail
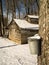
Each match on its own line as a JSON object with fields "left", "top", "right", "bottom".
{"left": 28, "top": 34, "right": 42, "bottom": 56}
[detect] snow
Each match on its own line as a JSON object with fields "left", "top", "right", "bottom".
{"left": 14, "top": 19, "right": 39, "bottom": 30}
{"left": 27, "top": 15, "right": 39, "bottom": 19}
{"left": 0, "top": 37, "right": 38, "bottom": 65}
{"left": 28, "top": 34, "right": 41, "bottom": 40}
{"left": 0, "top": 37, "right": 17, "bottom": 47}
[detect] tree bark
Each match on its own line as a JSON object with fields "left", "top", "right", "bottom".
{"left": 39, "top": 0, "right": 49, "bottom": 65}
{"left": 0, "top": 0, "right": 4, "bottom": 36}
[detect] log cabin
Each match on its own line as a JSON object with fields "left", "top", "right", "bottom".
{"left": 8, "top": 19, "right": 39, "bottom": 44}
{"left": 27, "top": 15, "right": 39, "bottom": 24}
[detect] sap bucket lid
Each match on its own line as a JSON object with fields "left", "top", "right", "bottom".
{"left": 28, "top": 34, "right": 41, "bottom": 40}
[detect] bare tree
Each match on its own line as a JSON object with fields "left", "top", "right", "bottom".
{"left": 35, "top": 0, "right": 39, "bottom": 14}
{"left": 0, "top": 0, "right": 4, "bottom": 36}
{"left": 12, "top": 0, "right": 16, "bottom": 19}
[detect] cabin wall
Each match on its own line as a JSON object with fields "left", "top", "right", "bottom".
{"left": 21, "top": 29, "right": 38, "bottom": 44}
{"left": 27, "top": 17, "right": 38, "bottom": 24}
{"left": 8, "top": 23, "right": 21, "bottom": 44}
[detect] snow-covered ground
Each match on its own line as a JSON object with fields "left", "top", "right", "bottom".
{"left": 0, "top": 37, "right": 38, "bottom": 65}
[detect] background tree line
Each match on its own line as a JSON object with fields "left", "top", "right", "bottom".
{"left": 0, "top": 0, "right": 39, "bottom": 36}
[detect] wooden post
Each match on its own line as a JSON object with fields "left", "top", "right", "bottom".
{"left": 39, "top": 0, "right": 49, "bottom": 65}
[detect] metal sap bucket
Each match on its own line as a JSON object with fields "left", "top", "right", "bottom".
{"left": 28, "top": 34, "right": 42, "bottom": 56}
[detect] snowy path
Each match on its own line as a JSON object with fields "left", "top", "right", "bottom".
{"left": 0, "top": 37, "right": 38, "bottom": 65}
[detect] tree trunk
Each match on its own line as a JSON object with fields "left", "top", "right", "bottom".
{"left": 0, "top": 0, "right": 4, "bottom": 36}
{"left": 12, "top": 0, "right": 16, "bottom": 19}
{"left": 39, "top": 0, "right": 49, "bottom": 65}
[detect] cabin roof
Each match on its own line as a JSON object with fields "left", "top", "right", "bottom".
{"left": 7, "top": 19, "right": 18, "bottom": 29}
{"left": 14, "top": 19, "right": 39, "bottom": 30}
{"left": 27, "top": 15, "right": 39, "bottom": 19}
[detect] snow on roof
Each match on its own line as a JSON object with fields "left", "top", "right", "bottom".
{"left": 27, "top": 15, "right": 39, "bottom": 19}
{"left": 14, "top": 19, "right": 39, "bottom": 30}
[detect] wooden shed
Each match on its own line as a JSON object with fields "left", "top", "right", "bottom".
{"left": 27, "top": 15, "right": 39, "bottom": 24}
{"left": 8, "top": 19, "right": 39, "bottom": 44}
